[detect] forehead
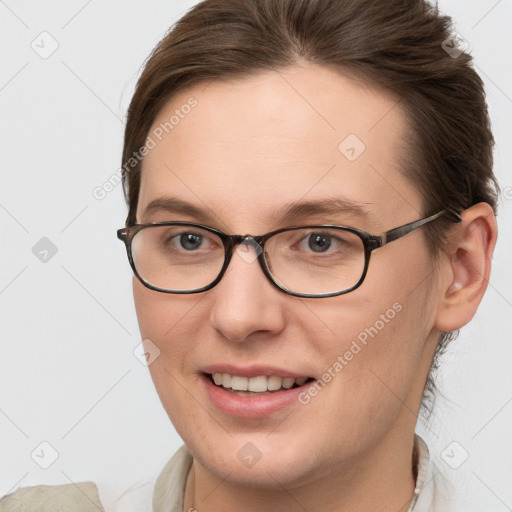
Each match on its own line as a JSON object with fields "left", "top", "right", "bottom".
{"left": 137, "top": 63, "right": 422, "bottom": 231}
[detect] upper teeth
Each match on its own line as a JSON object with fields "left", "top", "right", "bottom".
{"left": 212, "top": 373, "right": 308, "bottom": 392}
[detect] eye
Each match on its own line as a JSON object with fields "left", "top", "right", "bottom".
{"left": 176, "top": 232, "right": 204, "bottom": 251}
{"left": 159, "top": 228, "right": 214, "bottom": 252}
{"left": 275, "top": 228, "right": 356, "bottom": 257}
{"left": 307, "top": 232, "right": 332, "bottom": 253}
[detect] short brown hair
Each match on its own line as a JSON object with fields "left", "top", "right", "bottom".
{"left": 121, "top": 0, "right": 499, "bottom": 413}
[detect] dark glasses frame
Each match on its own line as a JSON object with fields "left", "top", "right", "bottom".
{"left": 117, "top": 209, "right": 462, "bottom": 298}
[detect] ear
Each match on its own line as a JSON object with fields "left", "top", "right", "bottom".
{"left": 435, "top": 202, "right": 498, "bottom": 332}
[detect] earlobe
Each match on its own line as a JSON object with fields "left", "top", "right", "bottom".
{"left": 435, "top": 203, "right": 497, "bottom": 332}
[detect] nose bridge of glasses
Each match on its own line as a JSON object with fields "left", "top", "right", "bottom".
{"left": 231, "top": 235, "right": 264, "bottom": 263}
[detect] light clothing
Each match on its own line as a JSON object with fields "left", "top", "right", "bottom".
{"left": 0, "top": 434, "right": 450, "bottom": 511}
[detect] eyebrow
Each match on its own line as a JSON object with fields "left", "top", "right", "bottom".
{"left": 140, "top": 195, "right": 372, "bottom": 227}
{"left": 274, "top": 197, "right": 371, "bottom": 225}
{"left": 141, "top": 196, "right": 219, "bottom": 224}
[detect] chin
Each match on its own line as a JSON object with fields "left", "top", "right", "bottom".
{"left": 197, "top": 440, "right": 320, "bottom": 488}
{"left": 177, "top": 419, "right": 339, "bottom": 488}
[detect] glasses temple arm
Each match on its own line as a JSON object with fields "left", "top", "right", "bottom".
{"left": 379, "top": 209, "right": 462, "bottom": 246}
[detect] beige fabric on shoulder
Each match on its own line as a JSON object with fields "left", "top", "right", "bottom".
{"left": 0, "top": 482, "right": 105, "bottom": 512}
{"left": 153, "top": 445, "right": 193, "bottom": 512}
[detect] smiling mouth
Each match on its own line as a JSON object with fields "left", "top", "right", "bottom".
{"left": 206, "top": 372, "right": 315, "bottom": 395}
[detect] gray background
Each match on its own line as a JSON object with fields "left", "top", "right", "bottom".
{"left": 1, "top": 0, "right": 511, "bottom": 510}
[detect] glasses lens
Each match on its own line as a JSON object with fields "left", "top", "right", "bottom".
{"left": 264, "top": 227, "right": 365, "bottom": 295}
{"left": 131, "top": 224, "right": 225, "bottom": 292}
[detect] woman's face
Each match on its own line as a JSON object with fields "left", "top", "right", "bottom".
{"left": 133, "top": 63, "right": 443, "bottom": 487}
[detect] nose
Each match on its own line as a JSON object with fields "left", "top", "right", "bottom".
{"left": 208, "top": 242, "right": 286, "bottom": 343}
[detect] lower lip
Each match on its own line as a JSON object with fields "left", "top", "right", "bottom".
{"left": 201, "top": 374, "right": 308, "bottom": 418}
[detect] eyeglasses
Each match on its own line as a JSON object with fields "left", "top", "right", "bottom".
{"left": 117, "top": 209, "right": 461, "bottom": 298}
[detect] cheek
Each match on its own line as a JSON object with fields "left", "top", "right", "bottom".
{"left": 133, "top": 278, "right": 201, "bottom": 342}
{"left": 294, "top": 303, "right": 426, "bottom": 464}
{"left": 133, "top": 280, "right": 208, "bottom": 437}
{"left": 132, "top": 279, "right": 199, "bottom": 390}
{"left": 302, "top": 253, "right": 435, "bottom": 416}
{"left": 303, "top": 300, "right": 410, "bottom": 399}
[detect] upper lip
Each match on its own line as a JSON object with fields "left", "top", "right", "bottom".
{"left": 201, "top": 364, "right": 313, "bottom": 379}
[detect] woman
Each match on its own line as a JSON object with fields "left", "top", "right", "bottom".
{"left": 1, "top": 0, "right": 499, "bottom": 510}
{"left": 118, "top": 0, "right": 499, "bottom": 509}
